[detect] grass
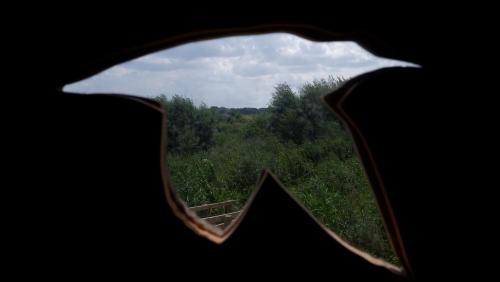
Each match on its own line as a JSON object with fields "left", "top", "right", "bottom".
{"left": 167, "top": 114, "right": 399, "bottom": 264}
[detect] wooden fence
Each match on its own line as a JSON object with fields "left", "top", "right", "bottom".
{"left": 189, "top": 200, "right": 240, "bottom": 229}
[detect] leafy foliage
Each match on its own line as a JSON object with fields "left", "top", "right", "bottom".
{"left": 269, "top": 76, "right": 347, "bottom": 143}
{"left": 156, "top": 95, "right": 216, "bottom": 154}
{"left": 157, "top": 77, "right": 398, "bottom": 264}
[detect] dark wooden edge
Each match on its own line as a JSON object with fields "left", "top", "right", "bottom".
{"left": 323, "top": 67, "right": 416, "bottom": 279}
{"left": 60, "top": 30, "right": 414, "bottom": 276}
{"left": 62, "top": 71, "right": 408, "bottom": 278}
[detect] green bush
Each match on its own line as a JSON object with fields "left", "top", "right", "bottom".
{"left": 157, "top": 77, "right": 398, "bottom": 264}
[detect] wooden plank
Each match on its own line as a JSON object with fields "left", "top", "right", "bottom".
{"left": 189, "top": 200, "right": 237, "bottom": 213}
{"left": 203, "top": 211, "right": 240, "bottom": 225}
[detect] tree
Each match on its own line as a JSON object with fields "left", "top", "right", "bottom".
{"left": 298, "top": 76, "right": 347, "bottom": 140}
{"left": 156, "top": 94, "right": 217, "bottom": 154}
{"left": 269, "top": 83, "right": 307, "bottom": 144}
{"left": 269, "top": 77, "right": 347, "bottom": 144}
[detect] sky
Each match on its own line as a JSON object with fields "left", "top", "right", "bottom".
{"left": 64, "top": 33, "right": 414, "bottom": 108}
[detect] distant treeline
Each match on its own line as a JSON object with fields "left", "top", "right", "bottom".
{"left": 210, "top": 106, "right": 268, "bottom": 116}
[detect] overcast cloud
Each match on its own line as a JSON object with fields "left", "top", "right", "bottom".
{"left": 64, "top": 33, "right": 415, "bottom": 108}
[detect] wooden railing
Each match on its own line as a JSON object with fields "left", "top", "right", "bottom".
{"left": 189, "top": 200, "right": 240, "bottom": 229}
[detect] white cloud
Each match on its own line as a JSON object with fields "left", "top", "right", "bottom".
{"left": 64, "top": 33, "right": 415, "bottom": 108}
